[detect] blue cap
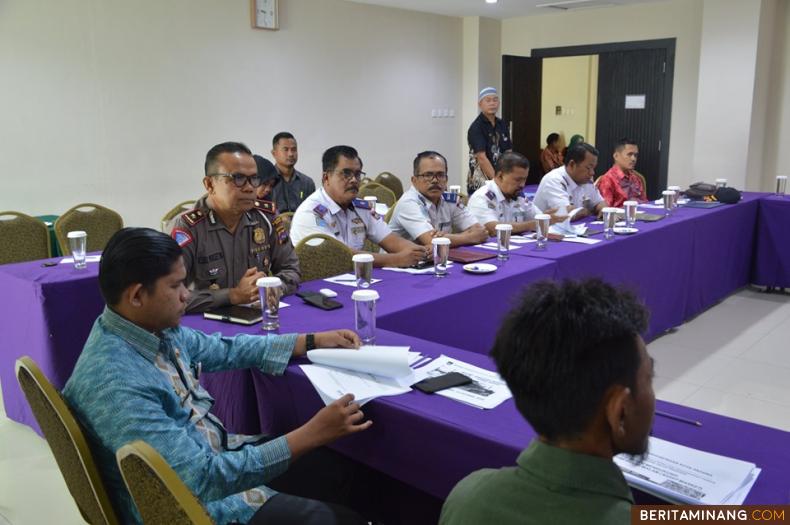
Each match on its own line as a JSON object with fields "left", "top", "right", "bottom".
{"left": 478, "top": 86, "right": 498, "bottom": 101}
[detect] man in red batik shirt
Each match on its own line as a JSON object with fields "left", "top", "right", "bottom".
{"left": 597, "top": 138, "right": 648, "bottom": 207}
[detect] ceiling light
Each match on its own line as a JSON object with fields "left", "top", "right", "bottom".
{"left": 486, "top": 0, "right": 498, "bottom": 4}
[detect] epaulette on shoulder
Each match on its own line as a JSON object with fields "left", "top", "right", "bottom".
{"left": 485, "top": 190, "right": 496, "bottom": 201}
{"left": 180, "top": 208, "right": 205, "bottom": 227}
{"left": 254, "top": 200, "right": 278, "bottom": 215}
{"left": 352, "top": 198, "right": 371, "bottom": 210}
{"left": 313, "top": 204, "right": 329, "bottom": 218}
{"left": 442, "top": 192, "right": 459, "bottom": 204}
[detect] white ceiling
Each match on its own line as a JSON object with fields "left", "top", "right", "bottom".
{"left": 346, "top": 0, "right": 668, "bottom": 20}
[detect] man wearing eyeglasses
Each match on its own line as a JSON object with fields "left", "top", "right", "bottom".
{"left": 290, "top": 145, "right": 428, "bottom": 267}
{"left": 389, "top": 151, "right": 488, "bottom": 247}
{"left": 170, "top": 142, "right": 301, "bottom": 313}
{"left": 468, "top": 152, "right": 556, "bottom": 237}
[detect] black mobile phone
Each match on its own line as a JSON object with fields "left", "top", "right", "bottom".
{"left": 413, "top": 372, "right": 473, "bottom": 394}
{"left": 296, "top": 291, "right": 343, "bottom": 311}
{"left": 411, "top": 259, "right": 432, "bottom": 270}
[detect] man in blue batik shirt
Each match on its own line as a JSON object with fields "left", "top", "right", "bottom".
{"left": 63, "top": 227, "right": 371, "bottom": 525}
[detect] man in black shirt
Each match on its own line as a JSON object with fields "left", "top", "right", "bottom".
{"left": 467, "top": 87, "right": 512, "bottom": 195}
{"left": 270, "top": 132, "right": 316, "bottom": 212}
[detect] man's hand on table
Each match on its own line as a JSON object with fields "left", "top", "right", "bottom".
{"left": 293, "top": 330, "right": 361, "bottom": 357}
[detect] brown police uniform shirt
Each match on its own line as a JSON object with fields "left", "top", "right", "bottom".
{"left": 169, "top": 195, "right": 301, "bottom": 313}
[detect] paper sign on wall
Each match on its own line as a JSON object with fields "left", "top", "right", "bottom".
{"left": 625, "top": 95, "right": 646, "bottom": 109}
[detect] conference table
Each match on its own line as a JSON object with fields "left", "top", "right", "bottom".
{"left": 2, "top": 192, "right": 789, "bottom": 511}
{"left": 752, "top": 195, "right": 790, "bottom": 288}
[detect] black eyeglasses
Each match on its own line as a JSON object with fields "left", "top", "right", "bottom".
{"left": 334, "top": 169, "right": 366, "bottom": 181}
{"left": 416, "top": 172, "right": 448, "bottom": 182}
{"left": 211, "top": 173, "right": 264, "bottom": 188}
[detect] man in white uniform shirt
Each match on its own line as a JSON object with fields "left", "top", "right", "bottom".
{"left": 290, "top": 145, "right": 427, "bottom": 268}
{"left": 389, "top": 151, "right": 488, "bottom": 247}
{"left": 468, "top": 152, "right": 556, "bottom": 236}
{"left": 534, "top": 143, "right": 606, "bottom": 221}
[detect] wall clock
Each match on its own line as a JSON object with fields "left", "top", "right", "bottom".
{"left": 252, "top": 0, "right": 278, "bottom": 30}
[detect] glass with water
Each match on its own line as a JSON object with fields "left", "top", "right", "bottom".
{"left": 352, "top": 289, "right": 379, "bottom": 345}
{"left": 662, "top": 190, "right": 676, "bottom": 214}
{"left": 432, "top": 237, "right": 451, "bottom": 277}
{"left": 623, "top": 201, "right": 638, "bottom": 228}
{"left": 256, "top": 277, "right": 282, "bottom": 331}
{"left": 67, "top": 231, "right": 88, "bottom": 269}
{"left": 715, "top": 178, "right": 727, "bottom": 189}
{"left": 352, "top": 253, "right": 374, "bottom": 288}
{"left": 534, "top": 214, "right": 550, "bottom": 250}
{"left": 603, "top": 208, "right": 618, "bottom": 239}
{"left": 776, "top": 176, "right": 787, "bottom": 197}
{"left": 495, "top": 223, "right": 512, "bottom": 261}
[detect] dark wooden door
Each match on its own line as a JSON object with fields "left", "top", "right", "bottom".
{"left": 502, "top": 55, "right": 543, "bottom": 184}
{"left": 595, "top": 49, "right": 672, "bottom": 199}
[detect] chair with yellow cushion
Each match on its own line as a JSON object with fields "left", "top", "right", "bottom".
{"left": 15, "top": 356, "right": 120, "bottom": 525}
{"left": 0, "top": 211, "right": 51, "bottom": 264}
{"left": 375, "top": 172, "right": 404, "bottom": 200}
{"left": 160, "top": 200, "right": 196, "bottom": 232}
{"left": 116, "top": 440, "right": 213, "bottom": 525}
{"left": 294, "top": 233, "right": 354, "bottom": 282}
{"left": 54, "top": 203, "right": 124, "bottom": 255}
{"left": 358, "top": 182, "right": 397, "bottom": 208}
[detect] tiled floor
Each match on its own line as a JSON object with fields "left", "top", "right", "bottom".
{"left": 1, "top": 287, "right": 789, "bottom": 524}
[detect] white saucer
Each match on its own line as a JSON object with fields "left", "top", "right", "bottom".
{"left": 613, "top": 227, "right": 639, "bottom": 235}
{"left": 463, "top": 263, "right": 498, "bottom": 274}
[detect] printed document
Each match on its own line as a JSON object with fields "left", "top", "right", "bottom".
{"left": 412, "top": 355, "right": 512, "bottom": 409}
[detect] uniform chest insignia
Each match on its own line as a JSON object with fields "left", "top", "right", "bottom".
{"left": 253, "top": 227, "right": 265, "bottom": 244}
{"left": 180, "top": 209, "right": 205, "bottom": 227}
{"left": 171, "top": 228, "right": 193, "bottom": 248}
{"left": 254, "top": 200, "right": 277, "bottom": 215}
{"left": 351, "top": 226, "right": 365, "bottom": 235}
{"left": 272, "top": 216, "right": 289, "bottom": 244}
{"left": 485, "top": 190, "right": 496, "bottom": 201}
{"left": 351, "top": 217, "right": 364, "bottom": 225}
{"left": 313, "top": 204, "right": 329, "bottom": 218}
{"left": 208, "top": 267, "right": 220, "bottom": 276}
{"left": 352, "top": 198, "right": 371, "bottom": 210}
{"left": 442, "top": 192, "right": 458, "bottom": 204}
{"left": 209, "top": 282, "right": 220, "bottom": 290}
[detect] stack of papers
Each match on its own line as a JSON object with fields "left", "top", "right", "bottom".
{"left": 60, "top": 255, "right": 102, "bottom": 264}
{"left": 382, "top": 262, "right": 454, "bottom": 274}
{"left": 300, "top": 346, "right": 419, "bottom": 405}
{"left": 323, "top": 273, "right": 382, "bottom": 287}
{"left": 614, "top": 437, "right": 761, "bottom": 505}
{"left": 477, "top": 242, "right": 524, "bottom": 252}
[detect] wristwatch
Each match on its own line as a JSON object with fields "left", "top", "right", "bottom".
{"left": 305, "top": 333, "right": 316, "bottom": 351}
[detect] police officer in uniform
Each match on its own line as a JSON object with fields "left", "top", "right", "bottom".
{"left": 290, "top": 145, "right": 427, "bottom": 268}
{"left": 389, "top": 150, "right": 488, "bottom": 247}
{"left": 170, "top": 142, "right": 300, "bottom": 313}
{"left": 468, "top": 152, "right": 560, "bottom": 236}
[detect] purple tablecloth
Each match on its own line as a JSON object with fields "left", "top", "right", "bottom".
{"left": 752, "top": 196, "right": 790, "bottom": 287}
{"left": 232, "top": 328, "right": 789, "bottom": 504}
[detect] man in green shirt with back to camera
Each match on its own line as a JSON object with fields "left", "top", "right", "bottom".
{"left": 440, "top": 278, "right": 655, "bottom": 525}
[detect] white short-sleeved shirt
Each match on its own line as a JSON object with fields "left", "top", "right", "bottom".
{"left": 290, "top": 187, "right": 392, "bottom": 250}
{"left": 533, "top": 166, "right": 605, "bottom": 212}
{"left": 467, "top": 180, "right": 541, "bottom": 226}
{"left": 388, "top": 186, "right": 479, "bottom": 242}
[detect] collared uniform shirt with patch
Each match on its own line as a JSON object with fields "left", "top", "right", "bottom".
{"left": 169, "top": 195, "right": 301, "bottom": 313}
{"left": 467, "top": 180, "right": 542, "bottom": 226}
{"left": 440, "top": 439, "right": 634, "bottom": 525}
{"left": 63, "top": 307, "right": 297, "bottom": 525}
{"left": 388, "top": 186, "right": 478, "bottom": 242}
{"left": 290, "top": 187, "right": 393, "bottom": 250}
{"left": 534, "top": 166, "right": 605, "bottom": 212}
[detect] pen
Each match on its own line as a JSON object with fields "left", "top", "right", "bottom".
{"left": 655, "top": 410, "right": 702, "bottom": 427}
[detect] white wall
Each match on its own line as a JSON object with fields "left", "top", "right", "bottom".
{"left": 763, "top": 0, "right": 790, "bottom": 186}
{"left": 540, "top": 55, "right": 598, "bottom": 149}
{"left": 501, "top": 0, "right": 704, "bottom": 189}
{"left": 0, "top": 0, "right": 462, "bottom": 229}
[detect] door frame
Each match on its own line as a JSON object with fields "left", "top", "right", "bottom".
{"left": 530, "top": 38, "right": 676, "bottom": 191}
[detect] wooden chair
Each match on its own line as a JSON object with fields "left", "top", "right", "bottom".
{"left": 375, "top": 172, "right": 404, "bottom": 199}
{"left": 15, "top": 356, "right": 120, "bottom": 525}
{"left": 358, "top": 182, "right": 397, "bottom": 208}
{"left": 54, "top": 203, "right": 123, "bottom": 254}
{"left": 0, "top": 211, "right": 51, "bottom": 264}
{"left": 116, "top": 441, "right": 213, "bottom": 525}
{"left": 160, "top": 200, "right": 196, "bottom": 232}
{"left": 294, "top": 234, "right": 354, "bottom": 281}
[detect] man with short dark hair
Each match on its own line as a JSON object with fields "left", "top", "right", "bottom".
{"left": 388, "top": 151, "right": 488, "bottom": 247}
{"left": 597, "top": 138, "right": 648, "bottom": 207}
{"left": 540, "top": 132, "right": 563, "bottom": 173}
{"left": 467, "top": 87, "right": 513, "bottom": 194}
{"left": 169, "top": 142, "right": 300, "bottom": 312}
{"left": 534, "top": 142, "right": 606, "bottom": 220}
{"left": 467, "top": 152, "right": 557, "bottom": 236}
{"left": 269, "top": 132, "right": 316, "bottom": 212}
{"left": 63, "top": 227, "right": 371, "bottom": 525}
{"left": 440, "top": 278, "right": 655, "bottom": 525}
{"left": 290, "top": 145, "right": 428, "bottom": 268}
